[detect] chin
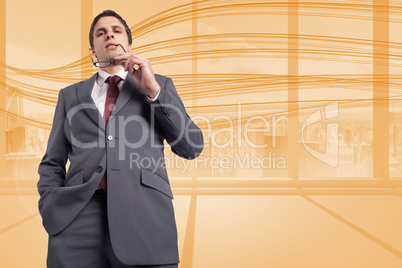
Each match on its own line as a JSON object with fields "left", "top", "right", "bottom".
{"left": 104, "top": 53, "right": 118, "bottom": 62}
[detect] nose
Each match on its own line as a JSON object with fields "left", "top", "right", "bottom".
{"left": 106, "top": 32, "right": 114, "bottom": 40}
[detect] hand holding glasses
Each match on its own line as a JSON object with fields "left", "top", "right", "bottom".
{"left": 89, "top": 44, "right": 140, "bottom": 70}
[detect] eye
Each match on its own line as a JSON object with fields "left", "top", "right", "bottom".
{"left": 97, "top": 32, "right": 104, "bottom": 37}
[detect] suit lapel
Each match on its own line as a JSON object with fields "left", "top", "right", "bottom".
{"left": 76, "top": 73, "right": 106, "bottom": 131}
{"left": 109, "top": 74, "right": 141, "bottom": 120}
{"left": 76, "top": 73, "right": 141, "bottom": 130}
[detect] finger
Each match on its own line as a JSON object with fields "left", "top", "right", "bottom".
{"left": 120, "top": 61, "right": 126, "bottom": 70}
{"left": 116, "top": 53, "right": 146, "bottom": 63}
{"left": 114, "top": 57, "right": 127, "bottom": 66}
{"left": 127, "top": 63, "right": 133, "bottom": 75}
{"left": 120, "top": 61, "right": 128, "bottom": 72}
{"left": 115, "top": 54, "right": 147, "bottom": 70}
{"left": 127, "top": 58, "right": 144, "bottom": 72}
{"left": 127, "top": 60, "right": 136, "bottom": 73}
{"left": 126, "top": 58, "right": 135, "bottom": 72}
{"left": 113, "top": 53, "right": 132, "bottom": 60}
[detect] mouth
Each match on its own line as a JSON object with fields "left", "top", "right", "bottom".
{"left": 105, "top": 42, "right": 119, "bottom": 49}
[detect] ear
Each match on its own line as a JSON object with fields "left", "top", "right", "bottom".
{"left": 128, "top": 43, "right": 132, "bottom": 52}
{"left": 91, "top": 47, "right": 97, "bottom": 58}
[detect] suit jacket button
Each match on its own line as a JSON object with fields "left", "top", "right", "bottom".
{"left": 96, "top": 166, "right": 103, "bottom": 173}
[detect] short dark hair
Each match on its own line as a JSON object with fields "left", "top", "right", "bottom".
{"left": 89, "top": 10, "right": 132, "bottom": 48}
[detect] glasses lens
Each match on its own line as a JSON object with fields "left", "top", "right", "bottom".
{"left": 97, "top": 61, "right": 111, "bottom": 68}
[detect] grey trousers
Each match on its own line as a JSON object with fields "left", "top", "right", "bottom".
{"left": 47, "top": 189, "right": 178, "bottom": 268}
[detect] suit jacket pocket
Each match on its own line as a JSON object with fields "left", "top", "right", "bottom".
{"left": 40, "top": 173, "right": 97, "bottom": 235}
{"left": 140, "top": 168, "right": 173, "bottom": 199}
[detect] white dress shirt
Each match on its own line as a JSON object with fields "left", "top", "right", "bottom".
{"left": 91, "top": 69, "right": 160, "bottom": 116}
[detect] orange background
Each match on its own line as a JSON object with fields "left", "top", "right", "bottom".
{"left": 1, "top": 0, "right": 402, "bottom": 267}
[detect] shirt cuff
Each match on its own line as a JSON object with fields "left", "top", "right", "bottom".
{"left": 146, "top": 89, "right": 160, "bottom": 102}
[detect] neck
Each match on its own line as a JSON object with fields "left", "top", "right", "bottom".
{"left": 102, "top": 65, "right": 123, "bottom": 75}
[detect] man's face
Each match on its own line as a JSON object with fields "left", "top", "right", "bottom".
{"left": 91, "top": 16, "right": 132, "bottom": 62}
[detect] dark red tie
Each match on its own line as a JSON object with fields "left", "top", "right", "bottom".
{"left": 100, "top": 75, "right": 122, "bottom": 191}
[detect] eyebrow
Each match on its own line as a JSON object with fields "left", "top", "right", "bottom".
{"left": 96, "top": 25, "right": 123, "bottom": 33}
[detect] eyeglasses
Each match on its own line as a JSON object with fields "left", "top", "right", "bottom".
{"left": 89, "top": 43, "right": 127, "bottom": 68}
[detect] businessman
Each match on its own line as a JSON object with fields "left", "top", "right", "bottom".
{"left": 37, "top": 10, "right": 203, "bottom": 268}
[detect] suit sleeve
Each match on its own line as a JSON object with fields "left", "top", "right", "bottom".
{"left": 149, "top": 77, "right": 204, "bottom": 159}
{"left": 37, "top": 89, "right": 70, "bottom": 212}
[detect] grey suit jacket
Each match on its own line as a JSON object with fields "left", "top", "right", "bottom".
{"left": 37, "top": 73, "right": 203, "bottom": 265}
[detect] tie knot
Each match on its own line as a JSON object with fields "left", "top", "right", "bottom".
{"left": 107, "top": 75, "right": 122, "bottom": 85}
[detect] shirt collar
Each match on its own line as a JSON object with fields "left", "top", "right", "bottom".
{"left": 96, "top": 68, "right": 128, "bottom": 87}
